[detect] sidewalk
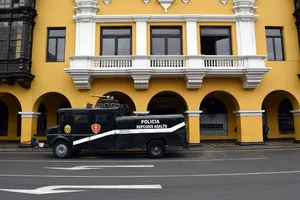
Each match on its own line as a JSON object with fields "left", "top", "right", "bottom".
{"left": 0, "top": 139, "right": 299, "bottom": 152}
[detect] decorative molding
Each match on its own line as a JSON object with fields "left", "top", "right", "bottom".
{"left": 233, "top": 0, "right": 257, "bottom": 19}
{"left": 158, "top": 0, "right": 174, "bottom": 13}
{"left": 64, "top": 68, "right": 92, "bottom": 89}
{"left": 291, "top": 110, "right": 300, "bottom": 116}
{"left": 103, "top": 0, "right": 111, "bottom": 5}
{"left": 183, "top": 68, "right": 208, "bottom": 89}
{"left": 143, "top": 0, "right": 151, "bottom": 4}
{"left": 134, "top": 111, "right": 150, "bottom": 115}
{"left": 74, "top": 0, "right": 99, "bottom": 16}
{"left": 185, "top": 110, "right": 203, "bottom": 117}
{"left": 128, "top": 69, "right": 154, "bottom": 90}
{"left": 220, "top": 0, "right": 228, "bottom": 5}
{"left": 233, "top": 110, "right": 265, "bottom": 117}
{"left": 241, "top": 68, "right": 271, "bottom": 89}
{"left": 18, "top": 112, "right": 41, "bottom": 118}
{"left": 182, "top": 0, "right": 189, "bottom": 5}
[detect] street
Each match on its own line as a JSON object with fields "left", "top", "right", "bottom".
{"left": 0, "top": 148, "right": 300, "bottom": 199}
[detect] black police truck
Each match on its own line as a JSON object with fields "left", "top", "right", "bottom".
{"left": 46, "top": 96, "right": 188, "bottom": 158}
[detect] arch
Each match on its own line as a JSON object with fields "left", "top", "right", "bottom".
{"left": 0, "top": 100, "right": 8, "bottom": 136}
{"left": 261, "top": 90, "right": 299, "bottom": 139}
{"left": 33, "top": 92, "right": 73, "bottom": 111}
{"left": 100, "top": 91, "right": 136, "bottom": 115}
{"left": 33, "top": 92, "right": 72, "bottom": 135}
{"left": 147, "top": 91, "right": 188, "bottom": 115}
{"left": 0, "top": 93, "right": 22, "bottom": 139}
{"left": 199, "top": 91, "right": 239, "bottom": 138}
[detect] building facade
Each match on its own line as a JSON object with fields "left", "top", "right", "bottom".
{"left": 1, "top": 0, "right": 300, "bottom": 147}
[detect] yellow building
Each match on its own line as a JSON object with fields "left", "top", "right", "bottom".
{"left": 1, "top": 0, "right": 300, "bottom": 147}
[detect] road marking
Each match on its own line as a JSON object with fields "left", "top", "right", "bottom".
{"left": 0, "top": 157, "right": 267, "bottom": 163}
{"left": 44, "top": 165, "right": 154, "bottom": 170}
{"left": 0, "top": 184, "right": 162, "bottom": 195}
{"left": 0, "top": 170, "right": 299, "bottom": 179}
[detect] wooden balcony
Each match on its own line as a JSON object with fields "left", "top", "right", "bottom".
{"left": 65, "top": 55, "right": 271, "bottom": 90}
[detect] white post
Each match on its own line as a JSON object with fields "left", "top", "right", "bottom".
{"left": 233, "top": 0, "right": 257, "bottom": 55}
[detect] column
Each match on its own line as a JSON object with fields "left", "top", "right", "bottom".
{"left": 184, "top": 110, "right": 202, "bottom": 147}
{"left": 233, "top": 0, "right": 257, "bottom": 55}
{"left": 18, "top": 112, "right": 40, "bottom": 148}
{"left": 290, "top": 110, "right": 300, "bottom": 143}
{"left": 234, "top": 110, "right": 265, "bottom": 145}
{"left": 74, "top": 0, "right": 99, "bottom": 56}
{"left": 185, "top": 18, "right": 198, "bottom": 55}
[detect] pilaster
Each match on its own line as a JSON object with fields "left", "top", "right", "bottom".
{"left": 233, "top": 110, "right": 265, "bottom": 145}
{"left": 18, "top": 112, "right": 40, "bottom": 148}
{"left": 290, "top": 110, "right": 300, "bottom": 143}
{"left": 233, "top": 0, "right": 258, "bottom": 55}
{"left": 74, "top": 0, "right": 99, "bottom": 56}
{"left": 184, "top": 110, "right": 202, "bottom": 147}
{"left": 133, "top": 15, "right": 150, "bottom": 56}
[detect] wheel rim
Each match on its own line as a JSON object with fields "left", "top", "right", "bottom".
{"left": 151, "top": 146, "right": 162, "bottom": 156}
{"left": 56, "top": 144, "right": 67, "bottom": 157}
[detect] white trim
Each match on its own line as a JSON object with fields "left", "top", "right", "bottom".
{"left": 73, "top": 122, "right": 185, "bottom": 146}
{"left": 233, "top": 110, "right": 265, "bottom": 117}
{"left": 18, "top": 112, "right": 41, "bottom": 118}
{"left": 290, "top": 110, "right": 300, "bottom": 116}
{"left": 133, "top": 111, "right": 150, "bottom": 116}
{"left": 185, "top": 110, "right": 202, "bottom": 117}
{"left": 73, "top": 14, "right": 246, "bottom": 23}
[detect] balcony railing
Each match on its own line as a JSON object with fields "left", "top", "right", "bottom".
{"left": 69, "top": 55, "right": 265, "bottom": 69}
{"left": 66, "top": 54, "right": 270, "bottom": 90}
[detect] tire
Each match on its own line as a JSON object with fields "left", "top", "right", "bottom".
{"left": 146, "top": 140, "right": 166, "bottom": 158}
{"left": 53, "top": 140, "right": 71, "bottom": 159}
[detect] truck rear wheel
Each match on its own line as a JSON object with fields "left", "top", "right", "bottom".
{"left": 146, "top": 140, "right": 166, "bottom": 158}
{"left": 53, "top": 141, "right": 71, "bottom": 159}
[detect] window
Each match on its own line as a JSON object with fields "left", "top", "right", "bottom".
{"left": 0, "top": 22, "right": 9, "bottom": 59}
{"left": 100, "top": 27, "right": 132, "bottom": 55}
{"left": 266, "top": 27, "right": 284, "bottom": 61}
{"left": 46, "top": 28, "right": 66, "bottom": 62}
{"left": 200, "top": 27, "right": 232, "bottom": 55}
{"left": 150, "top": 27, "right": 182, "bottom": 55}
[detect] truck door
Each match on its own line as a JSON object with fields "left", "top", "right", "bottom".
{"left": 89, "top": 110, "right": 116, "bottom": 150}
{"left": 70, "top": 111, "right": 92, "bottom": 150}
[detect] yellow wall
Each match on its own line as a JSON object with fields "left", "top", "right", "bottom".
{"left": 1, "top": 0, "right": 300, "bottom": 143}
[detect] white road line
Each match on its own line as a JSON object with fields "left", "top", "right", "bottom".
{"left": 0, "top": 157, "right": 267, "bottom": 163}
{"left": 0, "top": 170, "right": 300, "bottom": 178}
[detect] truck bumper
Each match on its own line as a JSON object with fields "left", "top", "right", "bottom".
{"left": 187, "top": 143, "right": 201, "bottom": 149}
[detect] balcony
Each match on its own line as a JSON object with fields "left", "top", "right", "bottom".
{"left": 65, "top": 55, "right": 271, "bottom": 90}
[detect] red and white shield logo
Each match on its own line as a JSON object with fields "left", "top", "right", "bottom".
{"left": 91, "top": 123, "right": 101, "bottom": 134}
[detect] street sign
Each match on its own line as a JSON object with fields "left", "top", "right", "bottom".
{"left": 0, "top": 184, "right": 162, "bottom": 195}
{"left": 44, "top": 165, "right": 154, "bottom": 170}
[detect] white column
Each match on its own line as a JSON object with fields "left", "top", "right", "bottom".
{"left": 134, "top": 15, "right": 150, "bottom": 55}
{"left": 185, "top": 18, "right": 198, "bottom": 55}
{"left": 233, "top": 0, "right": 257, "bottom": 55}
{"left": 73, "top": 0, "right": 99, "bottom": 56}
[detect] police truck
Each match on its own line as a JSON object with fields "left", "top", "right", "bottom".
{"left": 46, "top": 95, "right": 189, "bottom": 159}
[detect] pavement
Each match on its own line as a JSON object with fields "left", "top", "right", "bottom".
{"left": 0, "top": 146, "right": 300, "bottom": 199}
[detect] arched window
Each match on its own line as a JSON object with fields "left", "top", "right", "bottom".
{"left": 0, "top": 100, "right": 8, "bottom": 136}
{"left": 200, "top": 98, "right": 228, "bottom": 136}
{"left": 278, "top": 98, "right": 295, "bottom": 134}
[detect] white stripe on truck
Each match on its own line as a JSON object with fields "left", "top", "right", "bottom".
{"left": 73, "top": 122, "right": 185, "bottom": 146}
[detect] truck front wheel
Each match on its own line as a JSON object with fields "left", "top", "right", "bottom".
{"left": 53, "top": 140, "right": 71, "bottom": 159}
{"left": 146, "top": 140, "right": 166, "bottom": 158}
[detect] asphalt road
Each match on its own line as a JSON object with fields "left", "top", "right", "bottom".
{"left": 0, "top": 148, "right": 300, "bottom": 200}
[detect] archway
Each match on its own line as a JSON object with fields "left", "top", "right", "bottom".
{"left": 199, "top": 91, "right": 239, "bottom": 139}
{"left": 33, "top": 92, "right": 72, "bottom": 136}
{"left": 147, "top": 91, "right": 187, "bottom": 115}
{"left": 0, "top": 93, "right": 22, "bottom": 140}
{"left": 261, "top": 90, "right": 299, "bottom": 140}
{"left": 100, "top": 92, "right": 136, "bottom": 115}
{"left": 0, "top": 100, "right": 8, "bottom": 136}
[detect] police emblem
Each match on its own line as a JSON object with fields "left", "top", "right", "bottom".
{"left": 91, "top": 123, "right": 101, "bottom": 134}
{"left": 64, "top": 125, "right": 71, "bottom": 134}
